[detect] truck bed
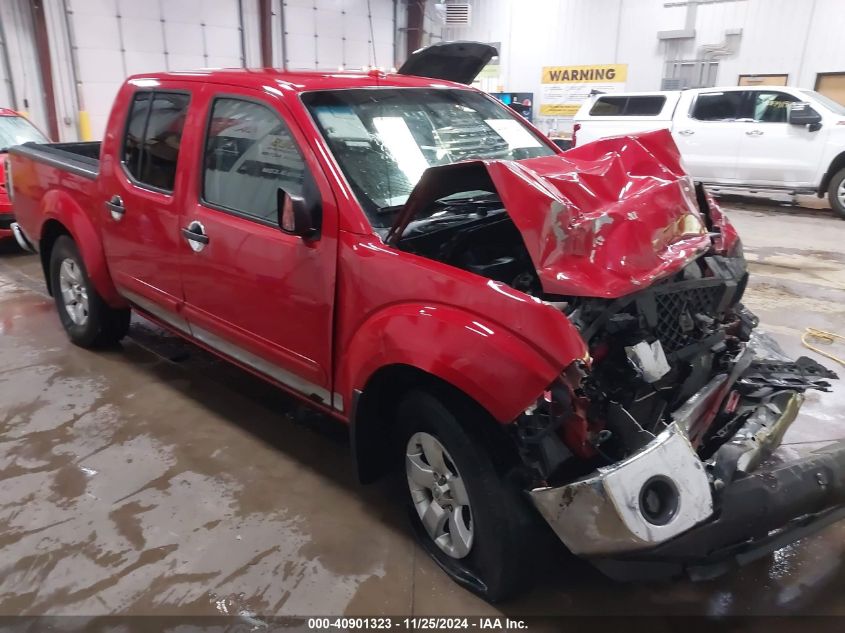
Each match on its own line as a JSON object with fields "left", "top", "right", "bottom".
{"left": 10, "top": 141, "right": 100, "bottom": 180}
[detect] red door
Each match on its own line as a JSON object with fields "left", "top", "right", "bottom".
{"left": 99, "top": 83, "right": 195, "bottom": 329}
{"left": 178, "top": 85, "right": 339, "bottom": 410}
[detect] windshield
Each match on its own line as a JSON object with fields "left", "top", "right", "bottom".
{"left": 0, "top": 115, "right": 49, "bottom": 151}
{"left": 800, "top": 90, "right": 845, "bottom": 115}
{"left": 302, "top": 88, "right": 555, "bottom": 227}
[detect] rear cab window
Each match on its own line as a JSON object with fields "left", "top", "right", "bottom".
{"left": 121, "top": 90, "right": 191, "bottom": 192}
{"left": 589, "top": 95, "right": 667, "bottom": 116}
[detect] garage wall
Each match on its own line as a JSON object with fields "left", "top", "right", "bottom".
{"left": 0, "top": 0, "right": 50, "bottom": 136}
{"left": 18, "top": 0, "right": 395, "bottom": 141}
{"left": 457, "top": 0, "right": 845, "bottom": 127}
{"left": 281, "top": 0, "right": 395, "bottom": 71}
{"left": 60, "top": 0, "right": 246, "bottom": 140}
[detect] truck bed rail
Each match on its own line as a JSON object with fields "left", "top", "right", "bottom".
{"left": 9, "top": 141, "right": 100, "bottom": 180}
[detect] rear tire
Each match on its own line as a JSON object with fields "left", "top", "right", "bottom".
{"left": 49, "top": 235, "right": 130, "bottom": 348}
{"left": 395, "top": 390, "right": 531, "bottom": 603}
{"left": 826, "top": 168, "right": 845, "bottom": 219}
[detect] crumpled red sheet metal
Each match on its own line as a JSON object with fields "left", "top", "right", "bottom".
{"left": 485, "top": 129, "right": 712, "bottom": 298}
{"left": 388, "top": 128, "right": 719, "bottom": 299}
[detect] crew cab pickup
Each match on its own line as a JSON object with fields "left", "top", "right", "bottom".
{"left": 8, "top": 47, "right": 845, "bottom": 601}
{"left": 573, "top": 86, "right": 845, "bottom": 218}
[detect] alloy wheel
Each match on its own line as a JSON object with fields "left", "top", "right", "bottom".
{"left": 406, "top": 431, "right": 474, "bottom": 559}
{"left": 58, "top": 258, "right": 89, "bottom": 326}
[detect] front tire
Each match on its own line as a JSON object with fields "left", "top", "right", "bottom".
{"left": 396, "top": 390, "right": 530, "bottom": 602}
{"left": 49, "top": 235, "right": 130, "bottom": 347}
{"left": 826, "top": 168, "right": 845, "bottom": 219}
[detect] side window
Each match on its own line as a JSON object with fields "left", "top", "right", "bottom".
{"left": 590, "top": 95, "right": 666, "bottom": 116}
{"left": 590, "top": 96, "right": 627, "bottom": 116}
{"left": 203, "top": 97, "right": 308, "bottom": 223}
{"left": 752, "top": 91, "right": 799, "bottom": 123}
{"left": 625, "top": 96, "right": 666, "bottom": 116}
{"left": 690, "top": 91, "right": 745, "bottom": 121}
{"left": 123, "top": 92, "right": 151, "bottom": 180}
{"left": 121, "top": 91, "right": 190, "bottom": 192}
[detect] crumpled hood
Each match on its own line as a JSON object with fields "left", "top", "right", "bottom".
{"left": 486, "top": 129, "right": 711, "bottom": 298}
{"left": 389, "top": 129, "right": 713, "bottom": 299}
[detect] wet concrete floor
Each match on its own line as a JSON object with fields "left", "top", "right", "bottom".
{"left": 1, "top": 201, "right": 844, "bottom": 617}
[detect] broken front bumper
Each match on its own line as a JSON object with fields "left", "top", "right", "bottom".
{"left": 594, "top": 440, "right": 845, "bottom": 581}
{"left": 528, "top": 393, "right": 845, "bottom": 579}
{"left": 530, "top": 424, "right": 715, "bottom": 556}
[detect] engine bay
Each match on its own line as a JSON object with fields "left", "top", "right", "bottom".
{"left": 395, "top": 189, "right": 838, "bottom": 489}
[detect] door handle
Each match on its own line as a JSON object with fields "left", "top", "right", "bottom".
{"left": 105, "top": 195, "right": 125, "bottom": 221}
{"left": 182, "top": 220, "right": 209, "bottom": 252}
{"left": 745, "top": 129, "right": 764, "bottom": 136}
{"left": 677, "top": 129, "right": 695, "bottom": 136}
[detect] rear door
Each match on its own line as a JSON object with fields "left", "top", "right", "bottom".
{"left": 178, "top": 85, "right": 339, "bottom": 409}
{"left": 100, "top": 85, "right": 194, "bottom": 329}
{"left": 735, "top": 89, "right": 826, "bottom": 187}
{"left": 672, "top": 90, "right": 745, "bottom": 183}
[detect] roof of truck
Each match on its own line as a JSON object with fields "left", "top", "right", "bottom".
{"left": 126, "top": 68, "right": 470, "bottom": 93}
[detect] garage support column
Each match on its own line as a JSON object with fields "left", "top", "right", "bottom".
{"left": 0, "top": 17, "right": 17, "bottom": 109}
{"left": 259, "top": 0, "right": 273, "bottom": 67}
{"left": 406, "top": 0, "right": 424, "bottom": 58}
{"left": 29, "top": 0, "right": 60, "bottom": 141}
{"left": 60, "top": 0, "right": 86, "bottom": 140}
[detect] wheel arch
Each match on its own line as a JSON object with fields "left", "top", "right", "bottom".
{"left": 350, "top": 363, "right": 520, "bottom": 484}
{"left": 37, "top": 191, "right": 126, "bottom": 307}
{"left": 818, "top": 151, "right": 845, "bottom": 196}
{"left": 39, "top": 218, "right": 71, "bottom": 295}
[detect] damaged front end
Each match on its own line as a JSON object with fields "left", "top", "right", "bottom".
{"left": 517, "top": 214, "right": 842, "bottom": 579}
{"left": 387, "top": 127, "right": 843, "bottom": 578}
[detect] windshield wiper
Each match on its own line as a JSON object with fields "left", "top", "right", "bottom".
{"left": 376, "top": 203, "right": 405, "bottom": 215}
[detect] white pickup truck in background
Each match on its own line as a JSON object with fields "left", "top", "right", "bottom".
{"left": 573, "top": 86, "right": 845, "bottom": 218}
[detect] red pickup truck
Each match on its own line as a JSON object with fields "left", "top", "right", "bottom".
{"left": 8, "top": 42, "right": 844, "bottom": 601}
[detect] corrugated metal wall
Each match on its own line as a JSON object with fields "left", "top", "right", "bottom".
{"left": 5, "top": 0, "right": 845, "bottom": 140}
{"left": 0, "top": 0, "right": 397, "bottom": 141}
{"left": 281, "top": 0, "right": 394, "bottom": 71}
{"left": 0, "top": 0, "right": 50, "bottom": 135}
{"left": 62, "top": 0, "right": 247, "bottom": 139}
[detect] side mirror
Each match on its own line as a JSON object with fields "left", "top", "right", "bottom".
{"left": 788, "top": 102, "right": 822, "bottom": 130}
{"left": 277, "top": 188, "right": 320, "bottom": 239}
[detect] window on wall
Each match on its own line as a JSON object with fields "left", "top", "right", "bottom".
{"left": 690, "top": 91, "right": 745, "bottom": 121}
{"left": 738, "top": 74, "right": 788, "bottom": 87}
{"left": 751, "top": 91, "right": 799, "bottom": 123}
{"left": 121, "top": 91, "right": 190, "bottom": 192}
{"left": 203, "top": 98, "right": 308, "bottom": 224}
{"left": 815, "top": 73, "right": 845, "bottom": 107}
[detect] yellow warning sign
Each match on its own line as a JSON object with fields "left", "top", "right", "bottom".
{"left": 541, "top": 64, "right": 628, "bottom": 84}
{"left": 540, "top": 64, "right": 628, "bottom": 119}
{"left": 539, "top": 104, "right": 581, "bottom": 116}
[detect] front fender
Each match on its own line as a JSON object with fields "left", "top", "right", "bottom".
{"left": 40, "top": 189, "right": 125, "bottom": 308}
{"left": 339, "top": 302, "right": 575, "bottom": 423}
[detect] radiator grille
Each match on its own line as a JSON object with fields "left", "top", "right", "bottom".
{"left": 653, "top": 285, "right": 724, "bottom": 352}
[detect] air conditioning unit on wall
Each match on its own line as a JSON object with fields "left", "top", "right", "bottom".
{"left": 434, "top": 2, "right": 472, "bottom": 27}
